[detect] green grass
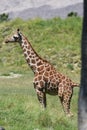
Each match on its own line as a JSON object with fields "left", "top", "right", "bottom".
{"left": 0, "top": 16, "right": 81, "bottom": 129}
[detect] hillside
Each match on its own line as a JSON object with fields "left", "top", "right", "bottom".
{"left": 0, "top": 0, "right": 83, "bottom": 19}
{"left": 0, "top": 17, "right": 81, "bottom": 82}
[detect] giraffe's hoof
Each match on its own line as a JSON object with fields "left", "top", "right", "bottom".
{"left": 67, "top": 113, "right": 73, "bottom": 117}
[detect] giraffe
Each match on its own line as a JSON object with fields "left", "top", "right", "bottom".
{"left": 5, "top": 29, "right": 79, "bottom": 117}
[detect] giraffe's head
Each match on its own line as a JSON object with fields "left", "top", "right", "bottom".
{"left": 5, "top": 29, "right": 22, "bottom": 43}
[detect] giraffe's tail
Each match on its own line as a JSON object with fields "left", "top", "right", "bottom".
{"left": 72, "top": 82, "right": 80, "bottom": 87}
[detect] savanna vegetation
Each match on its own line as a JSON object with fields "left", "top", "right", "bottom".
{"left": 0, "top": 16, "right": 81, "bottom": 130}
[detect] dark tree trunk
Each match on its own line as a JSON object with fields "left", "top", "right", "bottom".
{"left": 78, "top": 1, "right": 87, "bottom": 130}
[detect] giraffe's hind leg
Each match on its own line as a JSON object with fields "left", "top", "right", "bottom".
{"left": 59, "top": 89, "right": 73, "bottom": 117}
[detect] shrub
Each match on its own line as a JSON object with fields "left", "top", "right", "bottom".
{"left": 0, "top": 13, "right": 9, "bottom": 22}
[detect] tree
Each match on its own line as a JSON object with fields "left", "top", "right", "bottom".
{"left": 78, "top": 1, "right": 87, "bottom": 130}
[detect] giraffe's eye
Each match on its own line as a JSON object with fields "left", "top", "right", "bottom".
{"left": 13, "top": 36, "right": 18, "bottom": 41}
{"left": 13, "top": 36, "right": 18, "bottom": 39}
{"left": 13, "top": 34, "right": 18, "bottom": 38}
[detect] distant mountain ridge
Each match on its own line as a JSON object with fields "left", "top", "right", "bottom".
{"left": 0, "top": 0, "right": 83, "bottom": 19}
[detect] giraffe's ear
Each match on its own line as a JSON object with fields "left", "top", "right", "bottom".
{"left": 17, "top": 29, "right": 22, "bottom": 40}
{"left": 17, "top": 28, "right": 21, "bottom": 35}
{"left": 17, "top": 29, "right": 20, "bottom": 35}
{"left": 17, "top": 28, "right": 20, "bottom": 32}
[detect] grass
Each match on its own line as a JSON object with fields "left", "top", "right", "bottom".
{"left": 0, "top": 72, "right": 79, "bottom": 130}
{"left": 0, "top": 16, "right": 81, "bottom": 130}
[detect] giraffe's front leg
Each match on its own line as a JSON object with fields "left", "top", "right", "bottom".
{"left": 36, "top": 88, "right": 47, "bottom": 109}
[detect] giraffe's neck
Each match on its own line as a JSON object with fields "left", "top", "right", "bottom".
{"left": 20, "top": 37, "right": 44, "bottom": 74}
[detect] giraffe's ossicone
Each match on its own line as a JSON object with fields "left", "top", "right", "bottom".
{"left": 5, "top": 29, "right": 79, "bottom": 117}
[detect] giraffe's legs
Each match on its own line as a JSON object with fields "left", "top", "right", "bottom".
{"left": 36, "top": 89, "right": 47, "bottom": 108}
{"left": 59, "top": 91, "right": 73, "bottom": 117}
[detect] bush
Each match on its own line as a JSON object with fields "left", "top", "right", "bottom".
{"left": 67, "top": 12, "right": 78, "bottom": 17}
{"left": 0, "top": 13, "right": 9, "bottom": 22}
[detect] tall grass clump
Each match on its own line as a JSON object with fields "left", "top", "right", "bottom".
{"left": 37, "top": 111, "right": 53, "bottom": 128}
